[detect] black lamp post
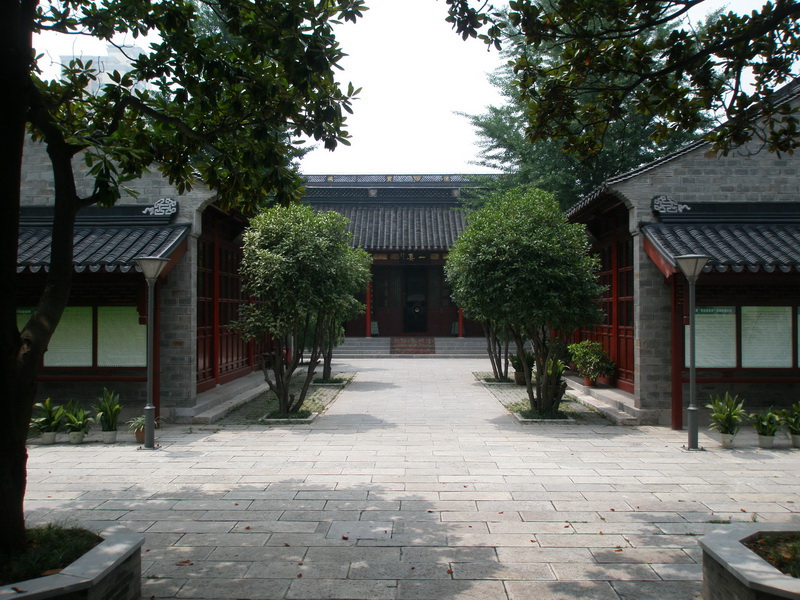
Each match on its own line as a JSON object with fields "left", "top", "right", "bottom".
{"left": 134, "top": 256, "right": 169, "bottom": 449}
{"left": 675, "top": 254, "right": 710, "bottom": 451}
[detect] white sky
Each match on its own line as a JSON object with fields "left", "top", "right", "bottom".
{"left": 35, "top": 0, "right": 766, "bottom": 177}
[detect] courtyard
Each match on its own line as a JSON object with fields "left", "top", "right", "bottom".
{"left": 23, "top": 358, "right": 800, "bottom": 600}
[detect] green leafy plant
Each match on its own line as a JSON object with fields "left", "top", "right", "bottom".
{"left": 705, "top": 392, "right": 747, "bottom": 436}
{"left": 30, "top": 398, "right": 65, "bottom": 433}
{"left": 127, "top": 416, "right": 146, "bottom": 432}
{"left": 62, "top": 404, "right": 93, "bottom": 434}
{"left": 780, "top": 401, "right": 800, "bottom": 436}
{"left": 568, "top": 340, "right": 615, "bottom": 382}
{"left": 93, "top": 388, "right": 122, "bottom": 432}
{"left": 749, "top": 409, "right": 782, "bottom": 437}
{"left": 510, "top": 350, "right": 535, "bottom": 373}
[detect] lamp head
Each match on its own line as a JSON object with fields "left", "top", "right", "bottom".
{"left": 674, "top": 254, "right": 710, "bottom": 280}
{"left": 134, "top": 256, "right": 169, "bottom": 282}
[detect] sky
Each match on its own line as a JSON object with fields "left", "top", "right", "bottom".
{"left": 298, "top": 0, "right": 507, "bottom": 175}
{"left": 35, "top": 0, "right": 765, "bottom": 177}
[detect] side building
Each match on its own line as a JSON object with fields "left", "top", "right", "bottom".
{"left": 568, "top": 92, "right": 800, "bottom": 426}
{"left": 19, "top": 138, "right": 263, "bottom": 422}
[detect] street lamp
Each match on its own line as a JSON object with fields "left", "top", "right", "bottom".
{"left": 134, "top": 256, "right": 169, "bottom": 449}
{"left": 675, "top": 254, "right": 710, "bottom": 451}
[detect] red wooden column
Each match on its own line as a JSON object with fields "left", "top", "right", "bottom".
{"left": 212, "top": 222, "right": 220, "bottom": 383}
{"left": 670, "top": 276, "right": 683, "bottom": 430}
{"left": 458, "top": 308, "right": 464, "bottom": 338}
{"left": 365, "top": 281, "right": 372, "bottom": 338}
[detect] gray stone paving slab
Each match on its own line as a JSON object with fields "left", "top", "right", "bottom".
{"left": 23, "top": 357, "right": 800, "bottom": 599}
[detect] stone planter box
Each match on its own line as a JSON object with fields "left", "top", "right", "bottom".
{"left": 0, "top": 527, "right": 144, "bottom": 600}
{"left": 700, "top": 524, "right": 800, "bottom": 600}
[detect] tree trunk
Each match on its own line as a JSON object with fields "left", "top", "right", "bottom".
{"left": 0, "top": 0, "right": 70, "bottom": 555}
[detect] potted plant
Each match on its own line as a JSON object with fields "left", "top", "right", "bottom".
{"left": 63, "top": 403, "right": 93, "bottom": 444}
{"left": 31, "top": 397, "right": 65, "bottom": 444}
{"left": 127, "top": 415, "right": 146, "bottom": 444}
{"left": 749, "top": 408, "right": 782, "bottom": 449}
{"left": 780, "top": 401, "right": 800, "bottom": 449}
{"left": 510, "top": 350, "right": 535, "bottom": 385}
{"left": 705, "top": 392, "right": 746, "bottom": 448}
{"left": 568, "top": 340, "right": 615, "bottom": 386}
{"left": 93, "top": 387, "right": 123, "bottom": 443}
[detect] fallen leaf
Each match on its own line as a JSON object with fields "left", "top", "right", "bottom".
{"left": 446, "top": 569, "right": 454, "bottom": 574}
{"left": 297, "top": 573, "right": 303, "bottom": 578}
{"left": 615, "top": 548, "right": 623, "bottom": 552}
{"left": 41, "top": 569, "right": 62, "bottom": 576}
{"left": 342, "top": 536, "right": 349, "bottom": 540}
{"left": 245, "top": 526, "right": 251, "bottom": 530}
{"left": 175, "top": 560, "right": 193, "bottom": 566}
{"left": 284, "top": 543, "right": 290, "bottom": 547}
{"left": 498, "top": 511, "right": 504, "bottom": 514}
{"left": 298, "top": 562, "right": 304, "bottom": 566}
{"left": 564, "top": 525, "right": 569, "bottom": 528}
{"left": 11, "top": 587, "right": 27, "bottom": 593}
{"left": 427, "top": 510, "right": 434, "bottom": 513}
{"left": 610, "top": 508, "right": 615, "bottom": 512}
{"left": 599, "top": 531, "right": 604, "bottom": 535}
{"left": 411, "top": 566, "right": 416, "bottom": 570}
{"left": 740, "top": 508, "right": 746, "bottom": 512}
{"left": 234, "top": 503, "right": 239, "bottom": 506}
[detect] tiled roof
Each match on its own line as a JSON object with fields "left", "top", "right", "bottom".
{"left": 18, "top": 224, "right": 190, "bottom": 273}
{"left": 642, "top": 223, "right": 800, "bottom": 273}
{"left": 313, "top": 203, "right": 466, "bottom": 251}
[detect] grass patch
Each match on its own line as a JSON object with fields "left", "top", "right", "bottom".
{"left": 0, "top": 524, "right": 102, "bottom": 585}
{"left": 504, "top": 400, "right": 570, "bottom": 419}
{"left": 263, "top": 408, "right": 314, "bottom": 420}
{"left": 313, "top": 377, "right": 348, "bottom": 384}
{"left": 744, "top": 533, "right": 800, "bottom": 578}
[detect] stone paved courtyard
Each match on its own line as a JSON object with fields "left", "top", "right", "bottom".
{"left": 23, "top": 358, "right": 800, "bottom": 599}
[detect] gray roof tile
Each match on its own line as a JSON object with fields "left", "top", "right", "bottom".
{"left": 18, "top": 224, "right": 190, "bottom": 273}
{"left": 642, "top": 223, "right": 800, "bottom": 273}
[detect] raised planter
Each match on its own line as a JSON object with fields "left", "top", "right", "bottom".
{"left": 699, "top": 524, "right": 800, "bottom": 600}
{"left": 0, "top": 527, "right": 144, "bottom": 600}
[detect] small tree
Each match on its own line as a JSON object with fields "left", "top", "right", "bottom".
{"left": 234, "top": 205, "right": 371, "bottom": 414}
{"left": 446, "top": 188, "right": 604, "bottom": 413}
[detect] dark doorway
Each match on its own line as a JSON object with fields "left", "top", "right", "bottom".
{"left": 403, "top": 267, "right": 427, "bottom": 333}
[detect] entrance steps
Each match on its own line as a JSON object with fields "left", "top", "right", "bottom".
{"left": 565, "top": 376, "right": 668, "bottom": 426}
{"left": 172, "top": 370, "right": 268, "bottom": 424}
{"left": 334, "top": 336, "right": 486, "bottom": 358}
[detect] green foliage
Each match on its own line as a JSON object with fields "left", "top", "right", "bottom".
{"left": 510, "top": 350, "right": 535, "bottom": 373}
{"left": 781, "top": 401, "right": 800, "bottom": 435}
{"left": 463, "top": 17, "right": 709, "bottom": 209}
{"left": 126, "top": 415, "right": 149, "bottom": 432}
{"left": 446, "top": 0, "right": 800, "bottom": 158}
{"left": 749, "top": 408, "right": 783, "bottom": 437}
{"left": 62, "top": 403, "right": 93, "bottom": 434}
{"left": 27, "top": 0, "right": 366, "bottom": 209}
{"left": 93, "top": 388, "right": 122, "bottom": 431}
{"left": 234, "top": 204, "right": 371, "bottom": 414}
{"left": 30, "top": 398, "right": 65, "bottom": 434}
{"left": 446, "top": 187, "right": 604, "bottom": 413}
{"left": 568, "top": 340, "right": 615, "bottom": 382}
{"left": 705, "top": 392, "right": 747, "bottom": 436}
{"left": 0, "top": 524, "right": 102, "bottom": 586}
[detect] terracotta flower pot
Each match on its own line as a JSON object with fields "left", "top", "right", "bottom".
{"left": 583, "top": 376, "right": 595, "bottom": 387}
{"left": 134, "top": 429, "right": 145, "bottom": 444}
